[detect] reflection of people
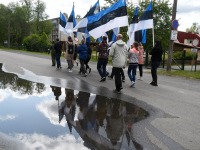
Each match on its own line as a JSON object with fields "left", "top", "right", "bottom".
{"left": 59, "top": 89, "right": 76, "bottom": 123}
{"left": 106, "top": 99, "right": 124, "bottom": 146}
{"left": 76, "top": 91, "right": 90, "bottom": 130}
{"left": 109, "top": 34, "right": 128, "bottom": 93}
{"left": 149, "top": 40, "right": 163, "bottom": 86}
{"left": 96, "top": 95, "right": 107, "bottom": 127}
{"left": 50, "top": 85, "right": 61, "bottom": 100}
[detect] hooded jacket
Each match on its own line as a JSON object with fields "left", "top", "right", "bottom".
{"left": 109, "top": 40, "right": 128, "bottom": 68}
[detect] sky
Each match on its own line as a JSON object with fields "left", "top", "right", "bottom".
{"left": 0, "top": 0, "right": 200, "bottom": 32}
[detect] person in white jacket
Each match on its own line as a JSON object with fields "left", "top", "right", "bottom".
{"left": 109, "top": 34, "right": 128, "bottom": 93}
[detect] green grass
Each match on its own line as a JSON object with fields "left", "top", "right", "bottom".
{"left": 158, "top": 70, "right": 200, "bottom": 79}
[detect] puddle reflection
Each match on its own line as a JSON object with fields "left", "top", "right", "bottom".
{"left": 0, "top": 63, "right": 148, "bottom": 150}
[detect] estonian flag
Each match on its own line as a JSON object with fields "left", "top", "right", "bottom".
{"left": 130, "top": 1, "right": 153, "bottom": 44}
{"left": 59, "top": 11, "right": 67, "bottom": 33}
{"left": 87, "top": 0, "right": 128, "bottom": 39}
{"left": 136, "top": 1, "right": 153, "bottom": 31}
{"left": 65, "top": 4, "right": 76, "bottom": 34}
{"left": 74, "top": 0, "right": 100, "bottom": 34}
{"left": 111, "top": 27, "right": 120, "bottom": 42}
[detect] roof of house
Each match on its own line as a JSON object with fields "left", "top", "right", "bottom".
{"left": 177, "top": 31, "right": 200, "bottom": 47}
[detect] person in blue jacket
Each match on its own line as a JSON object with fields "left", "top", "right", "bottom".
{"left": 77, "top": 39, "right": 88, "bottom": 77}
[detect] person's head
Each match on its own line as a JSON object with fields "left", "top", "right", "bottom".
{"left": 139, "top": 42, "right": 143, "bottom": 46}
{"left": 154, "top": 40, "right": 162, "bottom": 49}
{"left": 102, "top": 36, "right": 107, "bottom": 43}
{"left": 81, "top": 39, "right": 85, "bottom": 45}
{"left": 68, "top": 36, "right": 72, "bottom": 42}
{"left": 133, "top": 42, "right": 139, "bottom": 50}
{"left": 117, "top": 34, "right": 123, "bottom": 40}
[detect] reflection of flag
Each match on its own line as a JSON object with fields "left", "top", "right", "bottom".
{"left": 74, "top": 0, "right": 100, "bottom": 34}
{"left": 65, "top": 4, "right": 76, "bottom": 34}
{"left": 87, "top": 0, "right": 128, "bottom": 39}
{"left": 59, "top": 11, "right": 67, "bottom": 33}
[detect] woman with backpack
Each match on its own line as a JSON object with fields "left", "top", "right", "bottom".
{"left": 66, "top": 36, "right": 75, "bottom": 72}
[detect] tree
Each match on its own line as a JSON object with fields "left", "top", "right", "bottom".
{"left": 186, "top": 23, "right": 200, "bottom": 34}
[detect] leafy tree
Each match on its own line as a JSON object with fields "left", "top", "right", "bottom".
{"left": 186, "top": 23, "right": 200, "bottom": 34}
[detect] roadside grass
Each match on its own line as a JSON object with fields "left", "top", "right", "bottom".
{"left": 158, "top": 69, "right": 200, "bottom": 79}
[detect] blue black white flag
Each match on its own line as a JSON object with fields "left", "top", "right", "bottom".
{"left": 59, "top": 11, "right": 67, "bottom": 33}
{"left": 130, "top": 1, "right": 153, "bottom": 44}
{"left": 136, "top": 1, "right": 153, "bottom": 31}
{"left": 74, "top": 0, "right": 100, "bottom": 34}
{"left": 65, "top": 4, "right": 76, "bottom": 34}
{"left": 87, "top": 0, "right": 128, "bottom": 39}
{"left": 111, "top": 27, "right": 120, "bottom": 42}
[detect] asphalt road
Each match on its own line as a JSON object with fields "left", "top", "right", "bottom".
{"left": 0, "top": 49, "right": 200, "bottom": 150}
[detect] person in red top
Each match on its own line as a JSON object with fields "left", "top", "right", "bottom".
{"left": 138, "top": 42, "right": 145, "bottom": 80}
{"left": 97, "top": 36, "right": 109, "bottom": 82}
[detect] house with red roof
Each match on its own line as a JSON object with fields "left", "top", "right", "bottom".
{"left": 174, "top": 31, "right": 200, "bottom": 60}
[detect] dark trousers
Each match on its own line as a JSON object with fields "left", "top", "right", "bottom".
{"left": 110, "top": 67, "right": 125, "bottom": 80}
{"left": 85, "top": 56, "right": 91, "bottom": 70}
{"left": 113, "top": 67, "right": 123, "bottom": 91}
{"left": 51, "top": 51, "right": 56, "bottom": 65}
{"left": 138, "top": 64, "right": 143, "bottom": 77}
{"left": 97, "top": 59, "right": 108, "bottom": 78}
{"left": 80, "top": 59, "right": 86, "bottom": 74}
{"left": 55, "top": 53, "right": 61, "bottom": 68}
{"left": 151, "top": 61, "right": 160, "bottom": 83}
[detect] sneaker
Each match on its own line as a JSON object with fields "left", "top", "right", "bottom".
{"left": 100, "top": 77, "right": 106, "bottom": 82}
{"left": 82, "top": 73, "right": 87, "bottom": 77}
{"left": 113, "top": 89, "right": 121, "bottom": 94}
{"left": 108, "top": 76, "right": 113, "bottom": 80}
{"left": 130, "top": 81, "right": 135, "bottom": 88}
{"left": 150, "top": 82, "right": 158, "bottom": 86}
{"left": 138, "top": 77, "right": 143, "bottom": 80}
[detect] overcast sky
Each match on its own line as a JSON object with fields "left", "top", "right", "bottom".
{"left": 1, "top": 0, "right": 200, "bottom": 31}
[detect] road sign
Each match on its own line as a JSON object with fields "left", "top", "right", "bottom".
{"left": 170, "top": 30, "right": 178, "bottom": 40}
{"left": 171, "top": 19, "right": 179, "bottom": 30}
{"left": 192, "top": 39, "right": 199, "bottom": 47}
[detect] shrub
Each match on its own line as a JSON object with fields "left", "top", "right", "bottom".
{"left": 23, "top": 33, "right": 51, "bottom": 52}
{"left": 173, "top": 51, "right": 197, "bottom": 60}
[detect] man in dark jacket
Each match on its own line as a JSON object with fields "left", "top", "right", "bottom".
{"left": 54, "top": 38, "right": 63, "bottom": 69}
{"left": 149, "top": 40, "right": 163, "bottom": 86}
{"left": 77, "top": 39, "right": 88, "bottom": 77}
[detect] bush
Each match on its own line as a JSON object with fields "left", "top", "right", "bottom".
{"left": 23, "top": 33, "right": 51, "bottom": 52}
{"left": 173, "top": 51, "right": 197, "bottom": 60}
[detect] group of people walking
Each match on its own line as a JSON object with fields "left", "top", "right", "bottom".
{"left": 50, "top": 34, "right": 163, "bottom": 94}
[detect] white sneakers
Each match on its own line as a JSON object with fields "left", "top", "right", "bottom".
{"left": 130, "top": 81, "right": 135, "bottom": 88}
{"left": 68, "top": 69, "right": 73, "bottom": 72}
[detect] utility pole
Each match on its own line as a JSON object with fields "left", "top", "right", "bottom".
{"left": 167, "top": 0, "right": 178, "bottom": 71}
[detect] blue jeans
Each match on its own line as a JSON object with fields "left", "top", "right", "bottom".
{"left": 127, "top": 65, "right": 138, "bottom": 82}
{"left": 97, "top": 59, "right": 108, "bottom": 78}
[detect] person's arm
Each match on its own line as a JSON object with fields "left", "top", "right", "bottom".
{"left": 109, "top": 44, "right": 115, "bottom": 57}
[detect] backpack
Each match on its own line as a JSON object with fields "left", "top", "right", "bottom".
{"left": 68, "top": 43, "right": 74, "bottom": 54}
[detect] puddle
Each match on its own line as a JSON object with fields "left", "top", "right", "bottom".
{"left": 0, "top": 63, "right": 149, "bottom": 150}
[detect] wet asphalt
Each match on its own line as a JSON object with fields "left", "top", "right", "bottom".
{"left": 0, "top": 49, "right": 200, "bottom": 150}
